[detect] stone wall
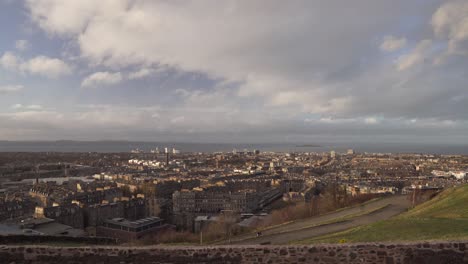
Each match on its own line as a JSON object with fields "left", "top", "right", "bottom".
{"left": 0, "top": 241, "right": 467, "bottom": 263}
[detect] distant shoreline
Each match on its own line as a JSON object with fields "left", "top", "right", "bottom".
{"left": 0, "top": 141, "right": 467, "bottom": 155}
{"left": 295, "top": 144, "right": 322, "bottom": 148}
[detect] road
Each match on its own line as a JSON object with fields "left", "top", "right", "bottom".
{"left": 223, "top": 195, "right": 410, "bottom": 245}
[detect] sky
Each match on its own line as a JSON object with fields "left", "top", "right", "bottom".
{"left": 0, "top": 0, "right": 467, "bottom": 143}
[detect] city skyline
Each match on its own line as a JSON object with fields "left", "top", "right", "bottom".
{"left": 1, "top": 0, "right": 468, "bottom": 143}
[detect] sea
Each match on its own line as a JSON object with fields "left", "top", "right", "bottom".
{"left": 0, "top": 141, "right": 467, "bottom": 155}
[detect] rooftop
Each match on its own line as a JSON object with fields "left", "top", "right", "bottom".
{"left": 104, "top": 217, "right": 162, "bottom": 228}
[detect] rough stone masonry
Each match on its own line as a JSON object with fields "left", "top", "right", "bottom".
{"left": 0, "top": 241, "right": 467, "bottom": 264}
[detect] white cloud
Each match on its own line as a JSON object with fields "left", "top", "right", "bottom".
{"left": 25, "top": 0, "right": 111, "bottom": 36}
{"left": 380, "top": 35, "right": 407, "bottom": 52}
{"left": 11, "top": 104, "right": 23, "bottom": 109}
{"left": 315, "top": 117, "right": 357, "bottom": 124}
{"left": 170, "top": 116, "right": 185, "bottom": 124}
{"left": 432, "top": 0, "right": 468, "bottom": 55}
{"left": 81, "top": 71, "right": 123, "bottom": 87}
{"left": 0, "top": 52, "right": 71, "bottom": 78}
{"left": 5, "top": 110, "right": 64, "bottom": 124}
{"left": 15, "top": 39, "right": 29, "bottom": 51}
{"left": 19, "top": 56, "right": 71, "bottom": 78}
{"left": 314, "top": 116, "right": 380, "bottom": 125}
{"left": 0, "top": 52, "right": 19, "bottom": 70}
{"left": 364, "top": 117, "right": 380, "bottom": 124}
{"left": 128, "top": 68, "right": 155, "bottom": 79}
{"left": 12, "top": 0, "right": 468, "bottom": 141}
{"left": 0, "top": 85, "right": 23, "bottom": 94}
{"left": 26, "top": 0, "right": 424, "bottom": 116}
{"left": 26, "top": 104, "right": 43, "bottom": 110}
{"left": 11, "top": 104, "right": 43, "bottom": 110}
{"left": 396, "top": 40, "right": 432, "bottom": 71}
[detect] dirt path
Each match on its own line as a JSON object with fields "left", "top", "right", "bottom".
{"left": 224, "top": 195, "right": 410, "bottom": 245}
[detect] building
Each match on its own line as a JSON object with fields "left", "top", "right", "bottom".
{"left": 18, "top": 218, "right": 84, "bottom": 237}
{"left": 172, "top": 189, "right": 260, "bottom": 215}
{"left": 0, "top": 199, "right": 35, "bottom": 221}
{"left": 282, "top": 192, "right": 304, "bottom": 202}
{"left": 431, "top": 170, "right": 452, "bottom": 178}
{"left": 96, "top": 217, "right": 172, "bottom": 241}
{"left": 34, "top": 204, "right": 84, "bottom": 229}
{"left": 84, "top": 202, "right": 125, "bottom": 227}
{"left": 282, "top": 179, "right": 305, "bottom": 192}
{"left": 450, "top": 171, "right": 467, "bottom": 180}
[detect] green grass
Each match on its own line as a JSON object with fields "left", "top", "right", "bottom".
{"left": 295, "top": 218, "right": 468, "bottom": 244}
{"left": 403, "top": 185, "right": 468, "bottom": 218}
{"left": 294, "top": 184, "right": 468, "bottom": 244}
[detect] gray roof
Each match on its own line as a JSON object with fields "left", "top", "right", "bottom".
{"left": 0, "top": 224, "right": 22, "bottom": 235}
{"left": 105, "top": 216, "right": 162, "bottom": 228}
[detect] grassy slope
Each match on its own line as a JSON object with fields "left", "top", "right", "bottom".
{"left": 295, "top": 184, "right": 468, "bottom": 244}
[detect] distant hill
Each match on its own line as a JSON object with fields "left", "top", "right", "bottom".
{"left": 296, "top": 184, "right": 468, "bottom": 244}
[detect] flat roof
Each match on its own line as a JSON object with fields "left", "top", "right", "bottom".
{"left": 0, "top": 224, "right": 23, "bottom": 235}
{"left": 104, "top": 217, "right": 162, "bottom": 228}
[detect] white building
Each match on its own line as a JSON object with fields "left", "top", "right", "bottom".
{"left": 450, "top": 171, "right": 467, "bottom": 180}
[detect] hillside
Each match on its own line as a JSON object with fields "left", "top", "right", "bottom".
{"left": 295, "top": 184, "right": 468, "bottom": 244}
{"left": 403, "top": 184, "right": 468, "bottom": 218}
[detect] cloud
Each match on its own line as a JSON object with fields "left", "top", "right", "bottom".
{"left": 26, "top": 1, "right": 426, "bottom": 113}
{"left": 19, "top": 56, "right": 72, "bottom": 78}
{"left": 3, "top": 111, "right": 64, "bottom": 127}
{"left": 315, "top": 117, "right": 357, "bottom": 124}
{"left": 314, "top": 116, "right": 380, "bottom": 125}
{"left": 0, "top": 52, "right": 71, "bottom": 78}
{"left": 1, "top": 104, "right": 467, "bottom": 142}
{"left": 364, "top": 117, "right": 380, "bottom": 124}
{"left": 15, "top": 39, "right": 29, "bottom": 51}
{"left": 27, "top": 104, "right": 43, "bottom": 110}
{"left": 396, "top": 39, "right": 432, "bottom": 71}
{"left": 432, "top": 0, "right": 468, "bottom": 55}
{"left": 128, "top": 68, "right": 156, "bottom": 79}
{"left": 11, "top": 104, "right": 43, "bottom": 110}
{"left": 81, "top": 71, "right": 123, "bottom": 87}
{"left": 0, "top": 52, "right": 19, "bottom": 70}
{"left": 11, "top": 104, "right": 23, "bottom": 109}
{"left": 380, "top": 35, "right": 407, "bottom": 52}
{"left": 8, "top": 0, "right": 467, "bottom": 142}
{"left": 0, "top": 85, "right": 23, "bottom": 94}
